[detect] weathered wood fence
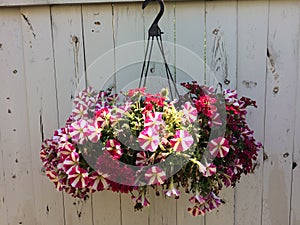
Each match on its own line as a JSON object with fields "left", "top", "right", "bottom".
{"left": 0, "top": 0, "right": 300, "bottom": 225}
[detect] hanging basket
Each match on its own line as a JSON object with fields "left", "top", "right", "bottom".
{"left": 40, "top": 0, "right": 262, "bottom": 216}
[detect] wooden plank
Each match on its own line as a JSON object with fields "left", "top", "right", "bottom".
{"left": 175, "top": 2, "right": 205, "bottom": 224}
{"left": 113, "top": 3, "right": 149, "bottom": 225}
{"left": 0, "top": 7, "right": 37, "bottom": 225}
{"left": 291, "top": 19, "right": 300, "bottom": 225}
{"left": 234, "top": 1, "right": 269, "bottom": 225}
{"left": 0, "top": 134, "right": 8, "bottom": 225}
{"left": 50, "top": 5, "right": 94, "bottom": 225}
{"left": 0, "top": 0, "right": 186, "bottom": 7}
{"left": 175, "top": 1, "right": 205, "bottom": 87}
{"left": 81, "top": 4, "right": 122, "bottom": 225}
{"left": 19, "top": 6, "right": 65, "bottom": 225}
{"left": 142, "top": 2, "right": 178, "bottom": 225}
{"left": 263, "top": 1, "right": 300, "bottom": 225}
{"left": 113, "top": 2, "right": 145, "bottom": 92}
{"left": 205, "top": 1, "right": 237, "bottom": 224}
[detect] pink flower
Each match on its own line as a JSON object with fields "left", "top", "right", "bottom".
{"left": 144, "top": 166, "right": 166, "bottom": 185}
{"left": 164, "top": 178, "right": 180, "bottom": 197}
{"left": 87, "top": 120, "right": 102, "bottom": 143}
{"left": 208, "top": 137, "right": 230, "bottom": 158}
{"left": 187, "top": 205, "right": 206, "bottom": 216}
{"left": 138, "top": 127, "right": 160, "bottom": 152}
{"left": 170, "top": 130, "right": 194, "bottom": 152}
{"left": 105, "top": 139, "right": 123, "bottom": 160}
{"left": 144, "top": 112, "right": 165, "bottom": 130}
{"left": 182, "top": 102, "right": 197, "bottom": 123}
{"left": 209, "top": 113, "right": 222, "bottom": 127}
{"left": 69, "top": 120, "right": 89, "bottom": 144}
{"left": 136, "top": 152, "right": 148, "bottom": 166}
{"left": 89, "top": 171, "right": 110, "bottom": 191}
{"left": 67, "top": 166, "right": 90, "bottom": 189}
{"left": 71, "top": 103, "right": 88, "bottom": 121}
{"left": 203, "top": 163, "right": 217, "bottom": 177}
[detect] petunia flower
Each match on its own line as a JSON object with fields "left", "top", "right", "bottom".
{"left": 87, "top": 120, "right": 102, "bottom": 143}
{"left": 144, "top": 112, "right": 165, "bottom": 131}
{"left": 164, "top": 177, "right": 180, "bottom": 197}
{"left": 62, "top": 151, "right": 80, "bottom": 173}
{"left": 71, "top": 103, "right": 88, "bottom": 121}
{"left": 57, "top": 143, "right": 76, "bottom": 158}
{"left": 136, "top": 152, "right": 148, "bottom": 166}
{"left": 69, "top": 120, "right": 89, "bottom": 144}
{"left": 67, "top": 166, "right": 90, "bottom": 189}
{"left": 209, "top": 113, "right": 222, "bottom": 127}
{"left": 138, "top": 127, "right": 160, "bottom": 152}
{"left": 182, "top": 102, "right": 198, "bottom": 123}
{"left": 144, "top": 166, "right": 167, "bottom": 185}
{"left": 208, "top": 137, "right": 230, "bottom": 158}
{"left": 170, "top": 130, "right": 194, "bottom": 152}
{"left": 89, "top": 171, "right": 110, "bottom": 191}
{"left": 131, "top": 188, "right": 150, "bottom": 207}
{"left": 105, "top": 139, "right": 123, "bottom": 160}
{"left": 203, "top": 163, "right": 217, "bottom": 177}
{"left": 46, "top": 169, "right": 63, "bottom": 191}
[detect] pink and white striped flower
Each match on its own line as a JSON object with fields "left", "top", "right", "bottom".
{"left": 203, "top": 163, "right": 217, "bottom": 177}
{"left": 87, "top": 120, "right": 102, "bottom": 143}
{"left": 105, "top": 139, "right": 123, "bottom": 160}
{"left": 72, "top": 103, "right": 88, "bottom": 121}
{"left": 89, "top": 171, "right": 110, "bottom": 191}
{"left": 170, "top": 130, "right": 194, "bottom": 152}
{"left": 182, "top": 102, "right": 198, "bottom": 123}
{"left": 164, "top": 178, "right": 180, "bottom": 197}
{"left": 144, "top": 166, "right": 167, "bottom": 185}
{"left": 209, "top": 113, "right": 222, "bottom": 127}
{"left": 69, "top": 120, "right": 89, "bottom": 145}
{"left": 208, "top": 137, "right": 230, "bottom": 158}
{"left": 136, "top": 152, "right": 148, "bottom": 166}
{"left": 144, "top": 112, "right": 165, "bottom": 130}
{"left": 67, "top": 166, "right": 90, "bottom": 189}
{"left": 138, "top": 127, "right": 160, "bottom": 152}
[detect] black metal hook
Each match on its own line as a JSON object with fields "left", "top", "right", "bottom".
{"left": 142, "top": 0, "right": 165, "bottom": 37}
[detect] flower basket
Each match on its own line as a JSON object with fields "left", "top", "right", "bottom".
{"left": 40, "top": 81, "right": 262, "bottom": 216}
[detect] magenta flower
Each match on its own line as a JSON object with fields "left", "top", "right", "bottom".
{"left": 144, "top": 112, "right": 165, "bottom": 130}
{"left": 46, "top": 169, "right": 63, "bottom": 191}
{"left": 182, "top": 102, "right": 198, "bottom": 123}
{"left": 170, "top": 130, "right": 194, "bottom": 152}
{"left": 69, "top": 120, "right": 89, "bottom": 144}
{"left": 57, "top": 143, "right": 76, "bottom": 158}
{"left": 132, "top": 189, "right": 150, "bottom": 207}
{"left": 62, "top": 152, "right": 80, "bottom": 173}
{"left": 144, "top": 166, "right": 167, "bottom": 185}
{"left": 208, "top": 137, "right": 230, "bottom": 158}
{"left": 136, "top": 152, "right": 148, "bottom": 166}
{"left": 138, "top": 127, "right": 160, "bottom": 152}
{"left": 89, "top": 171, "right": 110, "bottom": 191}
{"left": 105, "top": 139, "right": 123, "bottom": 160}
{"left": 67, "top": 166, "right": 90, "bottom": 189}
